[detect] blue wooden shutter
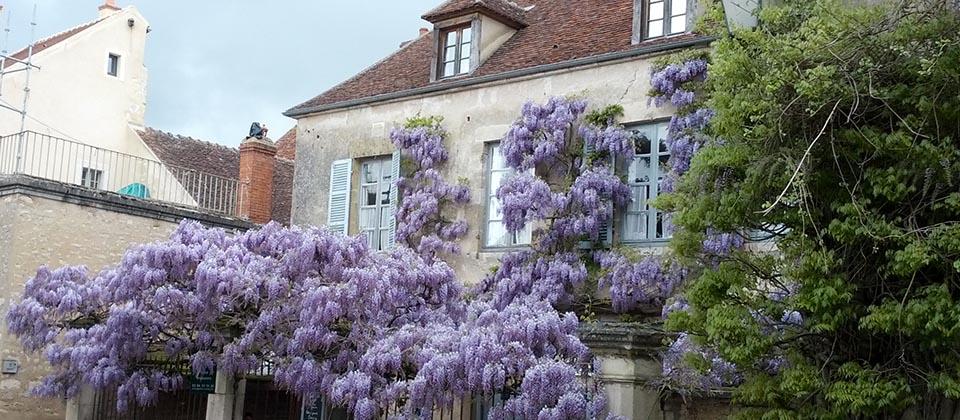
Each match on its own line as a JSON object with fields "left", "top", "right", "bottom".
{"left": 385, "top": 150, "right": 401, "bottom": 249}
{"left": 327, "top": 159, "right": 352, "bottom": 234}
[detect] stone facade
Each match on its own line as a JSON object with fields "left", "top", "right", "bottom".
{"left": 290, "top": 52, "right": 681, "bottom": 285}
{"left": 0, "top": 176, "right": 250, "bottom": 420}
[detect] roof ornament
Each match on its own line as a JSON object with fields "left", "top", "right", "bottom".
{"left": 247, "top": 122, "right": 269, "bottom": 140}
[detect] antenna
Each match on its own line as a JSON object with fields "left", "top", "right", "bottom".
{"left": 1, "top": 7, "right": 10, "bottom": 55}
{"left": 11, "top": 3, "right": 39, "bottom": 173}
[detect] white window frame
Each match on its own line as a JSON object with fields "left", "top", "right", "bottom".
{"left": 644, "top": 0, "right": 688, "bottom": 39}
{"left": 106, "top": 53, "right": 121, "bottom": 78}
{"left": 439, "top": 24, "right": 473, "bottom": 78}
{"left": 80, "top": 166, "right": 104, "bottom": 190}
{"left": 483, "top": 142, "right": 532, "bottom": 249}
{"left": 622, "top": 121, "right": 671, "bottom": 244}
{"left": 357, "top": 156, "right": 394, "bottom": 251}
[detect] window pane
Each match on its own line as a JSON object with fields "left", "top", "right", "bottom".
{"left": 490, "top": 146, "right": 506, "bottom": 170}
{"left": 445, "top": 31, "right": 458, "bottom": 47}
{"left": 672, "top": 0, "right": 687, "bottom": 15}
{"left": 381, "top": 187, "right": 390, "bottom": 205}
{"left": 380, "top": 207, "right": 392, "bottom": 227}
{"left": 649, "top": 1, "right": 664, "bottom": 20}
{"left": 458, "top": 58, "right": 470, "bottom": 74}
{"left": 629, "top": 157, "right": 651, "bottom": 183}
{"left": 517, "top": 225, "right": 532, "bottom": 245}
{"left": 659, "top": 154, "right": 670, "bottom": 175}
{"left": 461, "top": 27, "right": 472, "bottom": 43}
{"left": 362, "top": 163, "right": 379, "bottom": 183}
{"left": 486, "top": 221, "right": 508, "bottom": 247}
{"left": 489, "top": 170, "right": 506, "bottom": 190}
{"left": 361, "top": 230, "right": 375, "bottom": 247}
{"left": 443, "top": 62, "right": 456, "bottom": 77}
{"left": 670, "top": 15, "right": 686, "bottom": 33}
{"left": 635, "top": 133, "right": 652, "bottom": 155}
{"left": 459, "top": 42, "right": 471, "bottom": 59}
{"left": 445, "top": 46, "right": 457, "bottom": 62}
{"left": 359, "top": 208, "right": 377, "bottom": 229}
{"left": 623, "top": 213, "right": 648, "bottom": 241}
{"left": 379, "top": 230, "right": 390, "bottom": 250}
{"left": 361, "top": 185, "right": 377, "bottom": 206}
{"left": 488, "top": 196, "right": 502, "bottom": 219}
{"left": 630, "top": 185, "right": 649, "bottom": 212}
{"left": 648, "top": 20, "right": 663, "bottom": 37}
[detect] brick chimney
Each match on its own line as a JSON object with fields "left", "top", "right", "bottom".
{"left": 98, "top": 0, "right": 121, "bottom": 18}
{"left": 238, "top": 133, "right": 277, "bottom": 224}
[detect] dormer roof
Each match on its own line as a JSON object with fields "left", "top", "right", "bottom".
{"left": 422, "top": 0, "right": 528, "bottom": 28}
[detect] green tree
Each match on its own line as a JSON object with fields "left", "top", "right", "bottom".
{"left": 663, "top": 0, "right": 960, "bottom": 417}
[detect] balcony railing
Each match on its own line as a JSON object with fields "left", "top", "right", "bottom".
{"left": 0, "top": 131, "right": 241, "bottom": 216}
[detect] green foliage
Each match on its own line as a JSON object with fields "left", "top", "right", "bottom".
{"left": 665, "top": 0, "right": 960, "bottom": 417}
{"left": 584, "top": 104, "right": 624, "bottom": 127}
{"left": 403, "top": 114, "right": 444, "bottom": 129}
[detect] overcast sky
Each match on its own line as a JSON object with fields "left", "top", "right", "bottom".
{"left": 3, "top": 0, "right": 438, "bottom": 146}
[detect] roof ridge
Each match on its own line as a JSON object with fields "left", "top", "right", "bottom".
{"left": 288, "top": 32, "right": 432, "bottom": 113}
{"left": 142, "top": 127, "right": 238, "bottom": 153}
{"left": 7, "top": 17, "right": 105, "bottom": 58}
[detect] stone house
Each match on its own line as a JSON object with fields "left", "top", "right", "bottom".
{"left": 284, "top": 0, "right": 727, "bottom": 417}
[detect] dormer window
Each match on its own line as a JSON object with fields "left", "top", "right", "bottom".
{"left": 645, "top": 0, "right": 687, "bottom": 38}
{"left": 439, "top": 25, "right": 473, "bottom": 78}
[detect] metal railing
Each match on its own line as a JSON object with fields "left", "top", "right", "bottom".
{"left": 0, "top": 131, "right": 241, "bottom": 216}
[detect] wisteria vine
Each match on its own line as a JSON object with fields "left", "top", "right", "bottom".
{"left": 390, "top": 116, "right": 471, "bottom": 259}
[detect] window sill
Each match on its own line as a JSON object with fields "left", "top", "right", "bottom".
{"left": 620, "top": 239, "right": 670, "bottom": 248}
{"left": 479, "top": 244, "right": 531, "bottom": 253}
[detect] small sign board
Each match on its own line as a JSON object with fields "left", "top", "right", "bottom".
{"left": 189, "top": 369, "right": 216, "bottom": 394}
{"left": 1, "top": 359, "right": 18, "bottom": 374}
{"left": 301, "top": 398, "right": 322, "bottom": 420}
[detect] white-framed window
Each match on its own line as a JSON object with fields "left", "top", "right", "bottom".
{"left": 107, "top": 53, "right": 120, "bottom": 77}
{"left": 81, "top": 167, "right": 104, "bottom": 189}
{"left": 358, "top": 156, "right": 394, "bottom": 251}
{"left": 645, "top": 0, "right": 687, "bottom": 39}
{"left": 484, "top": 142, "right": 532, "bottom": 248}
{"left": 439, "top": 24, "right": 473, "bottom": 78}
{"left": 622, "top": 121, "right": 671, "bottom": 242}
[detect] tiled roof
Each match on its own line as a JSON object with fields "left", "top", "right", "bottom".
{"left": 286, "top": 0, "right": 708, "bottom": 116}
{"left": 276, "top": 128, "right": 297, "bottom": 161}
{"left": 3, "top": 18, "right": 104, "bottom": 69}
{"left": 138, "top": 128, "right": 294, "bottom": 225}
{"left": 422, "top": 0, "right": 528, "bottom": 27}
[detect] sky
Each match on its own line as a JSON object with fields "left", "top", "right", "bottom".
{"left": 2, "top": 0, "right": 438, "bottom": 146}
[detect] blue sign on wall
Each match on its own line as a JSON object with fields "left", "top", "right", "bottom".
{"left": 301, "top": 398, "right": 322, "bottom": 420}
{"left": 189, "top": 370, "right": 216, "bottom": 394}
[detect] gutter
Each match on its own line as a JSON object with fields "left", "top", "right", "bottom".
{"left": 284, "top": 35, "right": 715, "bottom": 118}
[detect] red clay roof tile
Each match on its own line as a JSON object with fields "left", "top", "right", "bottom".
{"left": 286, "top": 0, "right": 705, "bottom": 116}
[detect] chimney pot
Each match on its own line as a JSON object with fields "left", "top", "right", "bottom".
{"left": 98, "top": 0, "right": 121, "bottom": 18}
{"left": 238, "top": 135, "right": 278, "bottom": 224}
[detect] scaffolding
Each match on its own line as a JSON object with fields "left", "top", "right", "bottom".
{"left": 0, "top": 3, "right": 40, "bottom": 174}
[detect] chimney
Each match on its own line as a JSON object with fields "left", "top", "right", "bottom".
{"left": 238, "top": 126, "right": 277, "bottom": 225}
{"left": 98, "top": 0, "right": 121, "bottom": 18}
{"left": 419, "top": 27, "right": 430, "bottom": 37}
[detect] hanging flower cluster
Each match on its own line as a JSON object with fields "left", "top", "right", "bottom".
{"left": 594, "top": 252, "right": 687, "bottom": 313}
{"left": 390, "top": 116, "right": 471, "bottom": 259}
{"left": 7, "top": 220, "right": 610, "bottom": 419}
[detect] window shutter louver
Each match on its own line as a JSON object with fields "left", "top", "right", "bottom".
{"left": 326, "top": 159, "right": 352, "bottom": 235}
{"left": 386, "top": 150, "right": 401, "bottom": 249}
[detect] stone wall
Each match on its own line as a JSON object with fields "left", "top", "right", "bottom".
{"left": 0, "top": 192, "right": 180, "bottom": 419}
